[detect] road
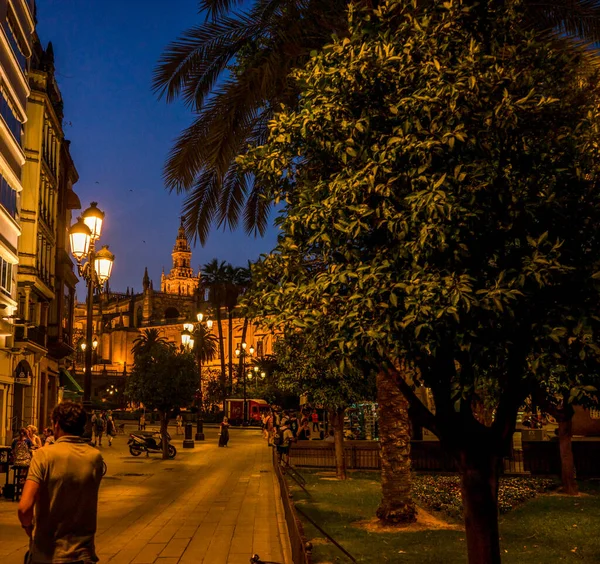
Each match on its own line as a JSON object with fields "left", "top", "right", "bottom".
{"left": 0, "top": 425, "right": 289, "bottom": 564}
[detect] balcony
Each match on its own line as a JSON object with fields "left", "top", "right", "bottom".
{"left": 14, "top": 324, "right": 47, "bottom": 350}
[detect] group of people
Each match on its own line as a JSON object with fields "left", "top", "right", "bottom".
{"left": 11, "top": 425, "right": 56, "bottom": 467}
{"left": 91, "top": 410, "right": 117, "bottom": 447}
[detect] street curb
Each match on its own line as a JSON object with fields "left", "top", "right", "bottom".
{"left": 273, "top": 455, "right": 293, "bottom": 564}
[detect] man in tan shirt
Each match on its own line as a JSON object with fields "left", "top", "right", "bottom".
{"left": 18, "top": 401, "right": 104, "bottom": 563}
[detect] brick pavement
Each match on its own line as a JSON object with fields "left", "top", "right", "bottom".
{"left": 0, "top": 427, "right": 290, "bottom": 564}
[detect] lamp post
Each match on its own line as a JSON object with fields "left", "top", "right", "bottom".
{"left": 69, "top": 202, "right": 114, "bottom": 416}
{"left": 181, "top": 312, "right": 214, "bottom": 442}
{"left": 235, "top": 343, "right": 254, "bottom": 425}
{"left": 247, "top": 366, "right": 266, "bottom": 394}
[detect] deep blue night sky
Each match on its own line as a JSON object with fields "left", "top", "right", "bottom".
{"left": 35, "top": 0, "right": 278, "bottom": 297}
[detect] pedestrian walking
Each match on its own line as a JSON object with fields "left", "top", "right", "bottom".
{"left": 92, "top": 411, "right": 105, "bottom": 446}
{"left": 176, "top": 414, "right": 183, "bottom": 435}
{"left": 139, "top": 412, "right": 146, "bottom": 431}
{"left": 311, "top": 410, "right": 320, "bottom": 434}
{"left": 17, "top": 401, "right": 104, "bottom": 564}
{"left": 218, "top": 417, "right": 230, "bottom": 447}
{"left": 106, "top": 415, "right": 116, "bottom": 446}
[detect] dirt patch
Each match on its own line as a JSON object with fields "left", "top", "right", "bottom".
{"left": 354, "top": 506, "right": 463, "bottom": 533}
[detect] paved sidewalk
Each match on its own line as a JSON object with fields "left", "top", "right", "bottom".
{"left": 0, "top": 428, "right": 290, "bottom": 564}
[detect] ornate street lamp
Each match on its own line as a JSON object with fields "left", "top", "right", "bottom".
{"left": 69, "top": 202, "right": 115, "bottom": 417}
{"left": 235, "top": 342, "right": 254, "bottom": 425}
{"left": 180, "top": 312, "right": 214, "bottom": 443}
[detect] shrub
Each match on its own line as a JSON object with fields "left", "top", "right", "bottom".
{"left": 413, "top": 475, "right": 557, "bottom": 519}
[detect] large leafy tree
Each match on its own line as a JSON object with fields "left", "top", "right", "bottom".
{"left": 240, "top": 1, "right": 600, "bottom": 562}
{"left": 154, "top": 0, "right": 600, "bottom": 243}
{"left": 127, "top": 342, "right": 197, "bottom": 459}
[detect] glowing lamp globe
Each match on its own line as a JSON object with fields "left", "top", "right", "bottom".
{"left": 94, "top": 245, "right": 114, "bottom": 285}
{"left": 69, "top": 218, "right": 92, "bottom": 261}
{"left": 82, "top": 202, "right": 105, "bottom": 240}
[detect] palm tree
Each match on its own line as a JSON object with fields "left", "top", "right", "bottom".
{"left": 202, "top": 258, "right": 229, "bottom": 403}
{"left": 223, "top": 264, "right": 240, "bottom": 394}
{"left": 132, "top": 329, "right": 170, "bottom": 359}
{"left": 193, "top": 323, "right": 218, "bottom": 412}
{"left": 154, "top": 0, "right": 600, "bottom": 244}
{"left": 233, "top": 265, "right": 253, "bottom": 384}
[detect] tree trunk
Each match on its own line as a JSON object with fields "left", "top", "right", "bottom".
{"left": 228, "top": 310, "right": 234, "bottom": 395}
{"left": 237, "top": 316, "right": 249, "bottom": 389}
{"left": 558, "top": 418, "right": 578, "bottom": 495}
{"left": 329, "top": 408, "right": 347, "bottom": 480}
{"left": 215, "top": 308, "right": 227, "bottom": 405}
{"left": 160, "top": 410, "right": 169, "bottom": 460}
{"left": 375, "top": 371, "right": 417, "bottom": 523}
{"left": 458, "top": 447, "right": 502, "bottom": 564}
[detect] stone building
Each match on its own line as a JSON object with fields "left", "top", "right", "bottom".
{"left": 73, "top": 220, "right": 275, "bottom": 403}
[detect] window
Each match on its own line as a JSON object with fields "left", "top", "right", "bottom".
{"left": 0, "top": 172, "right": 18, "bottom": 220}
{"left": 3, "top": 15, "right": 27, "bottom": 71}
{"left": 0, "top": 88, "right": 22, "bottom": 144}
{"left": 0, "top": 257, "right": 13, "bottom": 297}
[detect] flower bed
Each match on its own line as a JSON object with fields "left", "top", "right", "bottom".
{"left": 413, "top": 475, "right": 557, "bottom": 519}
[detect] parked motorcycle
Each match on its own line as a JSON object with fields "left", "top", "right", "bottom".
{"left": 128, "top": 431, "right": 176, "bottom": 459}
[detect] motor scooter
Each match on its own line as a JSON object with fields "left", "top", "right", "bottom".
{"left": 128, "top": 431, "right": 176, "bottom": 458}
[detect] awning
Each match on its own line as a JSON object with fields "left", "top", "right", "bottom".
{"left": 59, "top": 369, "right": 83, "bottom": 394}
{"left": 65, "top": 189, "right": 81, "bottom": 210}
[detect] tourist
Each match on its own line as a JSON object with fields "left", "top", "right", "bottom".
{"left": 297, "top": 419, "right": 311, "bottom": 441}
{"left": 42, "top": 428, "right": 55, "bottom": 446}
{"left": 218, "top": 417, "right": 230, "bottom": 447}
{"left": 176, "top": 414, "right": 183, "bottom": 435}
{"left": 106, "top": 414, "right": 116, "bottom": 447}
{"left": 139, "top": 412, "right": 146, "bottom": 431}
{"left": 27, "top": 426, "right": 43, "bottom": 449}
{"left": 311, "top": 410, "right": 320, "bottom": 434}
{"left": 17, "top": 401, "right": 104, "bottom": 563}
{"left": 288, "top": 412, "right": 299, "bottom": 437}
{"left": 11, "top": 429, "right": 32, "bottom": 467}
{"left": 92, "top": 411, "right": 105, "bottom": 446}
{"left": 276, "top": 423, "right": 295, "bottom": 464}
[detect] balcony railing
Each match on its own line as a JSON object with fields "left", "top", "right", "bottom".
{"left": 14, "top": 325, "right": 47, "bottom": 349}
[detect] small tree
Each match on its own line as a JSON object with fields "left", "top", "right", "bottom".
{"left": 127, "top": 344, "right": 197, "bottom": 459}
{"left": 273, "top": 330, "right": 375, "bottom": 480}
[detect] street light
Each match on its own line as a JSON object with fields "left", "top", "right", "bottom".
{"left": 235, "top": 342, "right": 254, "bottom": 425}
{"left": 180, "top": 312, "right": 214, "bottom": 443}
{"left": 69, "top": 201, "right": 115, "bottom": 417}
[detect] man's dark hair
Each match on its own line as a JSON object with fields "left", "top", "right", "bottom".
{"left": 52, "top": 401, "right": 87, "bottom": 436}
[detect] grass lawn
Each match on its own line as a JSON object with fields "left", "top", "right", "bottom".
{"left": 288, "top": 471, "right": 600, "bottom": 563}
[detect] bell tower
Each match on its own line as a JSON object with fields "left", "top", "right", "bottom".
{"left": 161, "top": 217, "right": 200, "bottom": 296}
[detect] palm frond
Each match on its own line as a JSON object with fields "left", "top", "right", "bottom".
{"left": 525, "top": 0, "right": 600, "bottom": 43}
{"left": 199, "top": 0, "right": 247, "bottom": 20}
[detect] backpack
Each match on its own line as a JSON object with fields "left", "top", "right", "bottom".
{"left": 289, "top": 419, "right": 299, "bottom": 435}
{"left": 13, "top": 440, "right": 31, "bottom": 466}
{"left": 272, "top": 429, "right": 283, "bottom": 446}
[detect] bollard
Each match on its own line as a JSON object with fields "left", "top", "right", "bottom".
{"left": 195, "top": 417, "right": 205, "bottom": 441}
{"left": 183, "top": 422, "right": 195, "bottom": 448}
